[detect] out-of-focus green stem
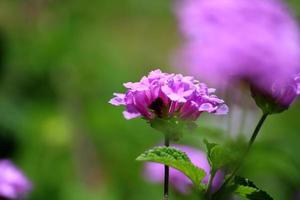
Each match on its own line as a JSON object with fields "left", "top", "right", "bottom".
{"left": 214, "top": 113, "right": 269, "bottom": 198}
{"left": 246, "top": 113, "right": 268, "bottom": 153}
{"left": 205, "top": 170, "right": 216, "bottom": 199}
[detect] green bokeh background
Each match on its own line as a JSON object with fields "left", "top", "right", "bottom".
{"left": 0, "top": 0, "right": 300, "bottom": 199}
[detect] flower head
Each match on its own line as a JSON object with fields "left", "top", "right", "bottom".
{"left": 174, "top": 0, "right": 300, "bottom": 100}
{"left": 144, "top": 145, "right": 223, "bottom": 194}
{"left": 251, "top": 73, "right": 300, "bottom": 114}
{"left": 0, "top": 160, "right": 32, "bottom": 200}
{"left": 110, "top": 69, "right": 228, "bottom": 121}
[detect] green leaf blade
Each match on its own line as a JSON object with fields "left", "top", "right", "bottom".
{"left": 233, "top": 177, "right": 273, "bottom": 200}
{"left": 136, "top": 146, "right": 206, "bottom": 189}
{"left": 204, "top": 140, "right": 235, "bottom": 172}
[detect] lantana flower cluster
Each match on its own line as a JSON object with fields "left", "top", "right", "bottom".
{"left": 0, "top": 160, "right": 31, "bottom": 200}
{"left": 110, "top": 69, "right": 228, "bottom": 121}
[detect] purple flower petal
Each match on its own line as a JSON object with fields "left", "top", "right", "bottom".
{"left": 109, "top": 93, "right": 125, "bottom": 106}
{"left": 198, "top": 103, "right": 215, "bottom": 112}
{"left": 214, "top": 104, "right": 229, "bottom": 115}
{"left": 123, "top": 111, "right": 141, "bottom": 120}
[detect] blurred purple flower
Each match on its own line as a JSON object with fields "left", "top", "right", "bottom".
{"left": 270, "top": 73, "right": 300, "bottom": 106}
{"left": 110, "top": 69, "right": 228, "bottom": 121}
{"left": 144, "top": 145, "right": 223, "bottom": 194}
{"left": 251, "top": 73, "right": 300, "bottom": 113}
{"left": 174, "top": 0, "right": 300, "bottom": 104}
{"left": 296, "top": 73, "right": 300, "bottom": 91}
{"left": 0, "top": 160, "right": 32, "bottom": 200}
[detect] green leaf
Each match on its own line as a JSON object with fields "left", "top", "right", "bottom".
{"left": 213, "top": 176, "right": 273, "bottom": 199}
{"left": 203, "top": 139, "right": 217, "bottom": 157}
{"left": 149, "top": 118, "right": 184, "bottom": 141}
{"left": 204, "top": 140, "right": 234, "bottom": 172}
{"left": 149, "top": 117, "right": 199, "bottom": 141}
{"left": 136, "top": 146, "right": 206, "bottom": 189}
{"left": 210, "top": 145, "right": 233, "bottom": 171}
{"left": 234, "top": 176, "right": 258, "bottom": 188}
{"left": 233, "top": 177, "right": 273, "bottom": 200}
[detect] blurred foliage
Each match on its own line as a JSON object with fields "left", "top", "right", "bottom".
{"left": 0, "top": 0, "right": 299, "bottom": 199}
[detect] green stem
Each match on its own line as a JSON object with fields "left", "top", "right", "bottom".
{"left": 164, "top": 135, "right": 170, "bottom": 200}
{"left": 214, "top": 113, "right": 269, "bottom": 197}
{"left": 246, "top": 113, "right": 268, "bottom": 153}
{"left": 205, "top": 170, "right": 216, "bottom": 199}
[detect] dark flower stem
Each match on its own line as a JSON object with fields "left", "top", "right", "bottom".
{"left": 246, "top": 113, "right": 268, "bottom": 153}
{"left": 216, "top": 113, "right": 269, "bottom": 195}
{"left": 164, "top": 135, "right": 170, "bottom": 200}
